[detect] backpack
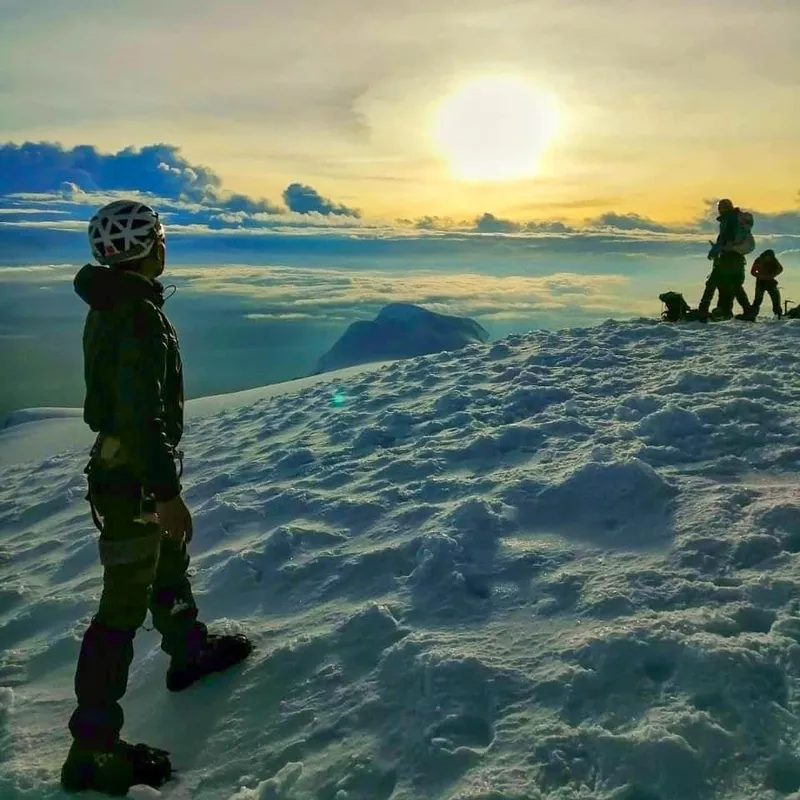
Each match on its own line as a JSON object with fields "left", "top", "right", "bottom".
{"left": 659, "top": 291, "right": 691, "bottom": 322}
{"left": 729, "top": 210, "right": 755, "bottom": 255}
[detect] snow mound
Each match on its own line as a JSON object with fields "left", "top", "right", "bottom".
{"left": 514, "top": 458, "right": 677, "bottom": 545}
{"left": 3, "top": 318, "right": 800, "bottom": 798}
{"left": 316, "top": 302, "right": 489, "bottom": 373}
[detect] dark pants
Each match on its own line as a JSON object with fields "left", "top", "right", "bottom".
{"left": 752, "top": 278, "right": 782, "bottom": 316}
{"left": 68, "top": 469, "right": 206, "bottom": 749}
{"left": 698, "top": 252, "right": 751, "bottom": 317}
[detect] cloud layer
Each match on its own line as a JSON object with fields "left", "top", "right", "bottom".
{"left": 0, "top": 142, "right": 222, "bottom": 199}
{"left": 181, "top": 264, "right": 636, "bottom": 317}
{"left": 0, "top": 261, "right": 642, "bottom": 323}
{"left": 0, "top": 142, "right": 359, "bottom": 225}
{"left": 1, "top": 141, "right": 799, "bottom": 245}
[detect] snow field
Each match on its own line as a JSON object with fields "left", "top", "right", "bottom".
{"left": 2, "top": 318, "right": 800, "bottom": 798}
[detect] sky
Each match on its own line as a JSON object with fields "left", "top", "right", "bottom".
{"left": 1, "top": 0, "right": 800, "bottom": 417}
{"left": 1, "top": 0, "right": 799, "bottom": 226}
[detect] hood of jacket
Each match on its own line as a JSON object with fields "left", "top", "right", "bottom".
{"left": 74, "top": 264, "right": 165, "bottom": 311}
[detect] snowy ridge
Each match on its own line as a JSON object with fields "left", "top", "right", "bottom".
{"left": 0, "top": 361, "right": 395, "bottom": 467}
{"left": 3, "top": 318, "right": 800, "bottom": 798}
{"left": 2, "top": 409, "right": 84, "bottom": 430}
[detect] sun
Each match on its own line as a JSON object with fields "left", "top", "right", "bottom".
{"left": 432, "top": 75, "right": 559, "bottom": 182}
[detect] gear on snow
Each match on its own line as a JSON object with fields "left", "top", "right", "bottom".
{"left": 659, "top": 291, "right": 691, "bottom": 322}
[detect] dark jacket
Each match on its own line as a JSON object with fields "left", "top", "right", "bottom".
{"left": 751, "top": 252, "right": 783, "bottom": 280}
{"left": 715, "top": 207, "right": 741, "bottom": 250}
{"left": 74, "top": 264, "right": 184, "bottom": 501}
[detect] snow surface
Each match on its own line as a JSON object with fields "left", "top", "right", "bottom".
{"left": 316, "top": 303, "right": 490, "bottom": 374}
{"left": 0, "top": 362, "right": 393, "bottom": 468}
{"left": 3, "top": 317, "right": 800, "bottom": 799}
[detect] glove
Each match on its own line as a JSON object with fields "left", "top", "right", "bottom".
{"left": 156, "top": 495, "right": 193, "bottom": 544}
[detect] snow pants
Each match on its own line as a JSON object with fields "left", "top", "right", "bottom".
{"left": 68, "top": 466, "right": 206, "bottom": 749}
{"left": 698, "top": 252, "right": 751, "bottom": 317}
{"left": 752, "top": 278, "right": 782, "bottom": 317}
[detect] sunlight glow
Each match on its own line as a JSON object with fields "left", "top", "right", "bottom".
{"left": 432, "top": 75, "right": 560, "bottom": 183}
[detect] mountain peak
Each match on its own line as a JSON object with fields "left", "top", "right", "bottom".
{"left": 316, "top": 303, "right": 490, "bottom": 373}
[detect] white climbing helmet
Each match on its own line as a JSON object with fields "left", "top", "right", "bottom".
{"left": 88, "top": 200, "right": 165, "bottom": 266}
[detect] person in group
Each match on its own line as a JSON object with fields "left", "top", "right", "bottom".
{"left": 695, "top": 198, "right": 754, "bottom": 320}
{"left": 62, "top": 200, "right": 253, "bottom": 796}
{"left": 738, "top": 249, "right": 784, "bottom": 320}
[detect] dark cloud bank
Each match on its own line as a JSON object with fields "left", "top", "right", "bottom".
{"left": 1, "top": 141, "right": 798, "bottom": 239}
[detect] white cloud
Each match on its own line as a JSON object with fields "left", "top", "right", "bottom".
{"left": 0, "top": 264, "right": 77, "bottom": 281}
{"left": 173, "top": 264, "right": 644, "bottom": 320}
{"left": 245, "top": 312, "right": 328, "bottom": 321}
{"left": 0, "top": 208, "right": 69, "bottom": 215}
{"left": 0, "top": 219, "right": 87, "bottom": 230}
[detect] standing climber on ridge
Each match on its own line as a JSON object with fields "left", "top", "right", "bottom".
{"left": 61, "top": 200, "right": 253, "bottom": 796}
{"left": 694, "top": 198, "right": 754, "bottom": 321}
{"left": 737, "top": 249, "right": 784, "bottom": 320}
